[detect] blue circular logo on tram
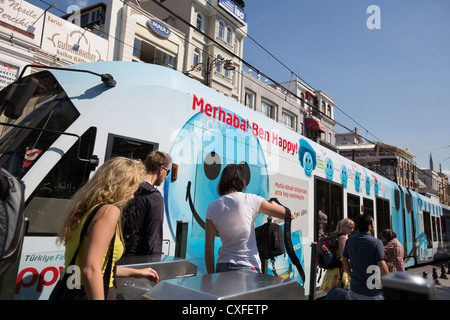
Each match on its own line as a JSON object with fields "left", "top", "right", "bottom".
{"left": 341, "top": 164, "right": 348, "bottom": 187}
{"left": 325, "top": 158, "right": 334, "bottom": 181}
{"left": 355, "top": 171, "right": 361, "bottom": 192}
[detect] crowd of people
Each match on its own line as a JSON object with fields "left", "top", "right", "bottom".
{"left": 52, "top": 152, "right": 404, "bottom": 300}
{"left": 320, "top": 214, "right": 405, "bottom": 300}
{"left": 54, "top": 152, "right": 171, "bottom": 300}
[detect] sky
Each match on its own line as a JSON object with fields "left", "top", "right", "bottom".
{"left": 241, "top": 0, "right": 450, "bottom": 179}
{"left": 28, "top": 0, "right": 450, "bottom": 178}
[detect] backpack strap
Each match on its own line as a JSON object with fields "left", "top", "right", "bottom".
{"left": 269, "top": 198, "right": 306, "bottom": 284}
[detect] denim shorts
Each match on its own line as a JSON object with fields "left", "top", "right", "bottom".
{"left": 216, "top": 263, "right": 261, "bottom": 274}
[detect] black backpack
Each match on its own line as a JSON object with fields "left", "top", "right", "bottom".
{"left": 316, "top": 232, "right": 345, "bottom": 269}
{"left": 256, "top": 198, "right": 306, "bottom": 283}
{"left": 255, "top": 217, "right": 285, "bottom": 261}
{"left": 0, "top": 168, "right": 25, "bottom": 276}
{"left": 121, "top": 182, "right": 157, "bottom": 254}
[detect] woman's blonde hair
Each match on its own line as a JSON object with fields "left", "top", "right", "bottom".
{"left": 336, "top": 218, "right": 355, "bottom": 233}
{"left": 58, "top": 157, "right": 146, "bottom": 244}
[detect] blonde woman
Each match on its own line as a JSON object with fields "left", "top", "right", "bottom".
{"left": 320, "top": 218, "right": 354, "bottom": 293}
{"left": 57, "top": 157, "right": 159, "bottom": 300}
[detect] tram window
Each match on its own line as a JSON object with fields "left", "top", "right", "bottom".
{"left": 442, "top": 208, "right": 450, "bottom": 248}
{"left": 105, "top": 134, "right": 158, "bottom": 162}
{"left": 314, "top": 178, "right": 343, "bottom": 241}
{"left": 363, "top": 198, "right": 374, "bottom": 218}
{"left": 436, "top": 217, "right": 442, "bottom": 242}
{"left": 432, "top": 216, "right": 437, "bottom": 242}
{"left": 376, "top": 197, "right": 391, "bottom": 238}
{"left": 347, "top": 194, "right": 360, "bottom": 233}
{"left": 0, "top": 94, "right": 79, "bottom": 179}
{"left": 24, "top": 127, "right": 97, "bottom": 234}
{"left": 423, "top": 211, "right": 432, "bottom": 248}
{"left": 330, "top": 184, "right": 343, "bottom": 232}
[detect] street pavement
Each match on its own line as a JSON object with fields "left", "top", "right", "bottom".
{"left": 405, "top": 258, "right": 450, "bottom": 300}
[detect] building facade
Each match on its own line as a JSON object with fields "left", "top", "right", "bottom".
{"left": 282, "top": 79, "right": 337, "bottom": 151}
{"left": 337, "top": 131, "right": 419, "bottom": 192}
{"left": 105, "top": 0, "right": 186, "bottom": 71}
{"left": 134, "top": 0, "right": 247, "bottom": 101}
{"left": 241, "top": 68, "right": 307, "bottom": 135}
{"left": 2, "top": 0, "right": 338, "bottom": 150}
{"left": 418, "top": 159, "right": 449, "bottom": 205}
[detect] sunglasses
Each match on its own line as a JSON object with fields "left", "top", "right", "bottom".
{"left": 163, "top": 166, "right": 170, "bottom": 176}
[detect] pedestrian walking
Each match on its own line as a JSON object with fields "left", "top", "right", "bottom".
{"left": 342, "top": 213, "right": 389, "bottom": 300}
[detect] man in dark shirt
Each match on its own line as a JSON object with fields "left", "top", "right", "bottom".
{"left": 342, "top": 213, "right": 389, "bottom": 300}
{"left": 127, "top": 150, "right": 172, "bottom": 256}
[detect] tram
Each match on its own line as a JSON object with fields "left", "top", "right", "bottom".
{"left": 0, "top": 62, "right": 449, "bottom": 299}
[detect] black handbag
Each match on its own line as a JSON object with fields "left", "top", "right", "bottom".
{"left": 49, "top": 203, "right": 115, "bottom": 300}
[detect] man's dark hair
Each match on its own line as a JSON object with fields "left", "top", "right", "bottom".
{"left": 144, "top": 151, "right": 171, "bottom": 174}
{"left": 355, "top": 213, "right": 373, "bottom": 232}
{"left": 217, "top": 164, "right": 246, "bottom": 196}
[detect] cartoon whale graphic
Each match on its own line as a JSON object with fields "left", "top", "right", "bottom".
{"left": 164, "top": 109, "right": 270, "bottom": 269}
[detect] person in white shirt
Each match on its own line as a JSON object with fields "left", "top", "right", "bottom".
{"left": 204, "top": 164, "right": 294, "bottom": 274}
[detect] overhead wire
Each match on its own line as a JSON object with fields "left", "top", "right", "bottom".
{"left": 33, "top": 0, "right": 443, "bottom": 184}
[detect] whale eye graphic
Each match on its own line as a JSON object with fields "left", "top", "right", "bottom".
{"left": 204, "top": 151, "right": 221, "bottom": 180}
{"left": 239, "top": 161, "right": 251, "bottom": 187}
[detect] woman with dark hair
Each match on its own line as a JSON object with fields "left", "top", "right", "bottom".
{"left": 204, "top": 164, "right": 295, "bottom": 274}
{"left": 381, "top": 229, "right": 405, "bottom": 272}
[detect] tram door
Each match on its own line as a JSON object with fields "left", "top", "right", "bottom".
{"left": 403, "top": 190, "right": 415, "bottom": 259}
{"left": 376, "top": 197, "right": 391, "bottom": 238}
{"left": 442, "top": 207, "right": 450, "bottom": 254}
{"left": 314, "top": 178, "right": 343, "bottom": 242}
{"left": 395, "top": 187, "right": 414, "bottom": 259}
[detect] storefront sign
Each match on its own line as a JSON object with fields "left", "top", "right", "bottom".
{"left": 42, "top": 12, "right": 107, "bottom": 64}
{"left": 0, "top": 62, "right": 19, "bottom": 90}
{"left": 0, "top": 0, "right": 43, "bottom": 45}
{"left": 146, "top": 19, "right": 170, "bottom": 39}
{"left": 0, "top": 1, "right": 107, "bottom": 64}
{"left": 218, "top": 0, "right": 247, "bottom": 25}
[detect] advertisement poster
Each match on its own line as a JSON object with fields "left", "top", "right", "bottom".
{"left": 14, "top": 250, "right": 65, "bottom": 300}
{"left": 0, "top": 62, "right": 19, "bottom": 90}
{"left": 270, "top": 174, "right": 309, "bottom": 237}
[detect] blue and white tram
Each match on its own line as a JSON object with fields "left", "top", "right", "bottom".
{"left": 0, "top": 62, "right": 449, "bottom": 299}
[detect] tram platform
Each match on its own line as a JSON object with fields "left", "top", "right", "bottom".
{"left": 405, "top": 258, "right": 450, "bottom": 300}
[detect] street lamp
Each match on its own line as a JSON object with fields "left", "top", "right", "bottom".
{"left": 72, "top": 28, "right": 89, "bottom": 52}
{"left": 185, "top": 55, "right": 236, "bottom": 86}
{"left": 223, "top": 60, "right": 236, "bottom": 71}
{"left": 26, "top": 3, "right": 58, "bottom": 34}
{"left": 72, "top": 28, "right": 88, "bottom": 52}
{"left": 204, "top": 55, "right": 235, "bottom": 86}
{"left": 72, "top": 25, "right": 99, "bottom": 52}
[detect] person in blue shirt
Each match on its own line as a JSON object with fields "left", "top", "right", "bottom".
{"left": 342, "top": 213, "right": 389, "bottom": 300}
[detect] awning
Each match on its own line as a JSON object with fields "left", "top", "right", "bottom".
{"left": 305, "top": 118, "right": 326, "bottom": 133}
